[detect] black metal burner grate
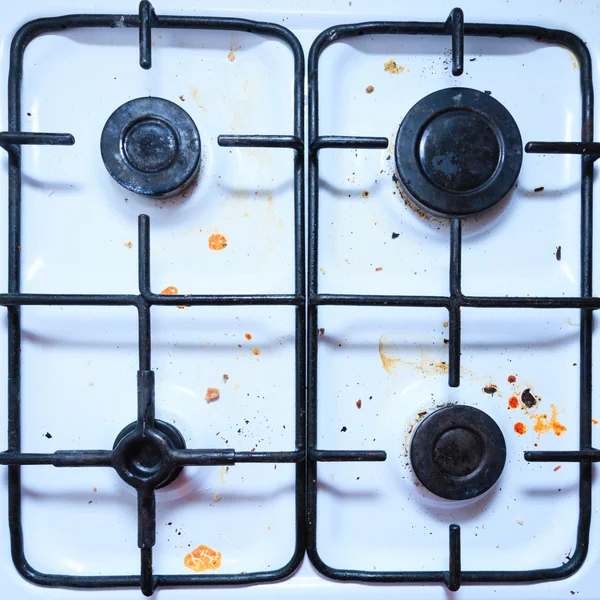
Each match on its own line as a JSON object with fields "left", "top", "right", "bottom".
{"left": 0, "top": 1, "right": 305, "bottom": 596}
{"left": 307, "top": 6, "right": 600, "bottom": 592}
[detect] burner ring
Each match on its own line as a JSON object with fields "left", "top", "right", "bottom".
{"left": 395, "top": 88, "right": 522, "bottom": 217}
{"left": 101, "top": 97, "right": 200, "bottom": 197}
{"left": 112, "top": 420, "right": 186, "bottom": 489}
{"left": 410, "top": 405, "right": 506, "bottom": 500}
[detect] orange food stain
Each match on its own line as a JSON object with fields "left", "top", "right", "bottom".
{"left": 375, "top": 267, "right": 383, "bottom": 272}
{"left": 244, "top": 333, "right": 252, "bottom": 340}
{"left": 514, "top": 422, "right": 527, "bottom": 435}
{"left": 553, "top": 465, "right": 561, "bottom": 472}
{"left": 208, "top": 233, "right": 227, "bottom": 251}
{"left": 508, "top": 396, "right": 519, "bottom": 409}
{"left": 184, "top": 545, "right": 222, "bottom": 572}
{"left": 205, "top": 388, "right": 220, "bottom": 403}
{"left": 508, "top": 375, "right": 516, "bottom": 383}
{"left": 593, "top": 419, "right": 598, "bottom": 425}
{"left": 251, "top": 348, "right": 260, "bottom": 356}
{"left": 124, "top": 241, "right": 133, "bottom": 249}
{"left": 160, "top": 285, "right": 185, "bottom": 309}
{"left": 531, "top": 404, "right": 566, "bottom": 436}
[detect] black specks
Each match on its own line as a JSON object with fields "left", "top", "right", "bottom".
{"left": 391, "top": 232, "right": 400, "bottom": 239}
{"left": 27, "top": 112, "right": 31, "bottom": 116}
{"left": 443, "top": 338, "right": 449, "bottom": 344}
{"left": 341, "top": 426, "right": 347, "bottom": 432}
{"left": 44, "top": 432, "right": 52, "bottom": 438}
{"left": 469, "top": 57, "right": 476, "bottom": 62}
{"left": 521, "top": 388, "right": 537, "bottom": 408}
{"left": 484, "top": 90, "right": 492, "bottom": 95}
{"left": 386, "top": 155, "right": 391, "bottom": 161}
{"left": 483, "top": 386, "right": 497, "bottom": 395}
{"left": 556, "top": 246, "right": 562, "bottom": 261}
{"left": 168, "top": 522, "right": 172, "bottom": 526}
{"left": 534, "top": 186, "right": 544, "bottom": 193}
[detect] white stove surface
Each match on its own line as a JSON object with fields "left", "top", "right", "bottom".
{"left": 0, "top": 0, "right": 599, "bottom": 598}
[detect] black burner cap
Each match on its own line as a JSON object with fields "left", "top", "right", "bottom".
{"left": 101, "top": 97, "right": 200, "bottom": 197}
{"left": 395, "top": 88, "right": 522, "bottom": 217}
{"left": 410, "top": 405, "right": 506, "bottom": 500}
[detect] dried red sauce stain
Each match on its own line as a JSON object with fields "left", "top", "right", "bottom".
{"left": 507, "top": 375, "right": 516, "bottom": 383}
{"left": 208, "top": 233, "right": 227, "bottom": 251}
{"left": 531, "top": 404, "right": 566, "bottom": 436}
{"left": 553, "top": 465, "right": 562, "bottom": 472}
{"left": 160, "top": 285, "right": 185, "bottom": 309}
{"left": 514, "top": 422, "right": 527, "bottom": 435}
{"left": 205, "top": 388, "right": 220, "bottom": 403}
{"left": 508, "top": 396, "right": 519, "bottom": 409}
{"left": 244, "top": 333, "right": 252, "bottom": 340}
{"left": 184, "top": 545, "right": 222, "bottom": 572}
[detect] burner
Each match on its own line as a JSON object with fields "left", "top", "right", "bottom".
{"left": 112, "top": 420, "right": 186, "bottom": 489}
{"left": 395, "top": 88, "right": 522, "bottom": 217}
{"left": 410, "top": 405, "right": 506, "bottom": 500}
{"left": 101, "top": 96, "right": 201, "bottom": 197}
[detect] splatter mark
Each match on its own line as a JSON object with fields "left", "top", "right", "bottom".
{"left": 531, "top": 404, "right": 566, "bottom": 436}
{"left": 375, "top": 267, "right": 383, "bottom": 272}
{"left": 356, "top": 399, "right": 362, "bottom": 409}
{"left": 160, "top": 285, "right": 185, "bottom": 309}
{"left": 208, "top": 233, "right": 227, "bottom": 251}
{"left": 205, "top": 388, "right": 220, "bottom": 403}
{"left": 554, "top": 466, "right": 561, "bottom": 472}
{"left": 244, "top": 333, "right": 252, "bottom": 340}
{"left": 384, "top": 59, "right": 405, "bottom": 74}
{"left": 366, "top": 85, "right": 374, "bottom": 93}
{"left": 593, "top": 419, "right": 598, "bottom": 425}
{"left": 508, "top": 375, "right": 516, "bottom": 383}
{"left": 514, "top": 422, "right": 527, "bottom": 435}
{"left": 508, "top": 396, "right": 519, "bottom": 409}
{"left": 251, "top": 348, "right": 260, "bottom": 356}
{"left": 124, "top": 241, "right": 133, "bottom": 249}
{"left": 184, "top": 545, "right": 222, "bottom": 572}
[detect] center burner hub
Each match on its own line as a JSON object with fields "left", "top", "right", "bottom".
{"left": 101, "top": 96, "right": 201, "bottom": 197}
{"left": 410, "top": 405, "right": 506, "bottom": 500}
{"left": 112, "top": 420, "right": 186, "bottom": 489}
{"left": 395, "top": 87, "right": 523, "bottom": 217}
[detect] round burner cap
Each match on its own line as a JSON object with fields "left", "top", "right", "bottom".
{"left": 410, "top": 405, "right": 506, "bottom": 500}
{"left": 395, "top": 88, "right": 522, "bottom": 217}
{"left": 101, "top": 97, "right": 200, "bottom": 197}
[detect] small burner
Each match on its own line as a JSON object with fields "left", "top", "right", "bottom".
{"left": 101, "top": 97, "right": 201, "bottom": 197}
{"left": 395, "top": 88, "right": 522, "bottom": 217}
{"left": 112, "top": 420, "right": 186, "bottom": 489}
{"left": 410, "top": 405, "right": 506, "bottom": 500}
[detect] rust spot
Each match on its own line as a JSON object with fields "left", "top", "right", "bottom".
{"left": 553, "top": 465, "right": 562, "bottom": 472}
{"left": 521, "top": 388, "right": 538, "bottom": 409}
{"left": 205, "top": 388, "right": 220, "bottom": 403}
{"left": 384, "top": 59, "right": 405, "bottom": 74}
{"left": 366, "top": 85, "right": 374, "bottom": 93}
{"left": 124, "top": 241, "right": 133, "bottom": 249}
{"left": 508, "top": 375, "right": 516, "bottom": 383}
{"left": 251, "top": 348, "right": 260, "bottom": 356}
{"left": 356, "top": 399, "right": 362, "bottom": 409}
{"left": 514, "top": 422, "right": 527, "bottom": 435}
{"left": 531, "top": 404, "right": 566, "bottom": 436}
{"left": 208, "top": 233, "right": 227, "bottom": 251}
{"left": 244, "top": 333, "right": 252, "bottom": 340}
{"left": 508, "top": 396, "right": 519, "bottom": 409}
{"left": 184, "top": 545, "right": 222, "bottom": 572}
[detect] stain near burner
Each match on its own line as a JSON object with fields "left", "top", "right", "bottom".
{"left": 184, "top": 544, "right": 222, "bottom": 572}
{"left": 514, "top": 422, "right": 527, "bottom": 435}
{"left": 508, "top": 396, "right": 519, "bottom": 409}
{"left": 391, "top": 232, "right": 400, "bottom": 239}
{"left": 384, "top": 59, "right": 405, "bottom": 74}
{"left": 556, "top": 246, "right": 562, "bottom": 261}
{"left": 44, "top": 432, "right": 52, "bottom": 439}
{"left": 508, "top": 374, "right": 516, "bottom": 383}
{"left": 483, "top": 385, "right": 497, "bottom": 395}
{"left": 208, "top": 233, "right": 227, "bottom": 251}
{"left": 521, "top": 388, "right": 537, "bottom": 408}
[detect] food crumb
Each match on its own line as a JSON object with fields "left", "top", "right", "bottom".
{"left": 251, "top": 348, "right": 260, "bottom": 356}
{"left": 222, "top": 374, "right": 229, "bottom": 383}
{"left": 514, "top": 422, "right": 527, "bottom": 435}
{"left": 208, "top": 233, "right": 227, "bottom": 251}
{"left": 391, "top": 232, "right": 400, "bottom": 239}
{"left": 213, "top": 493, "right": 221, "bottom": 502}
{"left": 554, "top": 466, "right": 562, "bottom": 472}
{"left": 361, "top": 191, "right": 370, "bottom": 198}
{"left": 593, "top": 419, "right": 598, "bottom": 425}
{"left": 244, "top": 333, "right": 252, "bottom": 340}
{"left": 375, "top": 267, "right": 383, "bottom": 272}
{"left": 124, "top": 241, "right": 133, "bottom": 249}
{"left": 44, "top": 432, "right": 52, "bottom": 439}
{"left": 366, "top": 85, "right": 374, "bottom": 93}
{"left": 184, "top": 544, "right": 222, "bottom": 572}
{"left": 179, "top": 95, "right": 185, "bottom": 102}
{"left": 534, "top": 186, "right": 545, "bottom": 193}
{"left": 356, "top": 399, "right": 362, "bottom": 409}
{"left": 508, "top": 374, "right": 516, "bottom": 383}
{"left": 228, "top": 49, "right": 236, "bottom": 62}
{"left": 205, "top": 388, "right": 220, "bottom": 403}
{"left": 384, "top": 59, "right": 405, "bottom": 74}
{"left": 443, "top": 321, "right": 449, "bottom": 328}
{"left": 93, "top": 487, "right": 97, "bottom": 492}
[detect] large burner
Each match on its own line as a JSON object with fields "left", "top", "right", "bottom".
{"left": 410, "top": 405, "right": 506, "bottom": 500}
{"left": 395, "top": 88, "right": 523, "bottom": 217}
{"left": 101, "top": 96, "right": 201, "bottom": 197}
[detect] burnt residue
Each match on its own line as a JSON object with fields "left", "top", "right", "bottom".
{"left": 521, "top": 388, "right": 538, "bottom": 409}
{"left": 340, "top": 426, "right": 347, "bottom": 432}
{"left": 556, "top": 246, "right": 562, "bottom": 261}
{"left": 534, "top": 186, "right": 545, "bottom": 193}
{"left": 391, "top": 232, "right": 400, "bottom": 239}
{"left": 44, "top": 432, "right": 52, "bottom": 439}
{"left": 483, "top": 385, "right": 497, "bottom": 395}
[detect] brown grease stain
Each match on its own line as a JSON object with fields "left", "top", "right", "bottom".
{"left": 378, "top": 335, "right": 450, "bottom": 377}
{"left": 184, "top": 545, "right": 222, "bottom": 572}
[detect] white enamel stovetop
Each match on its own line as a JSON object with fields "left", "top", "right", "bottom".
{"left": 0, "top": 0, "right": 599, "bottom": 599}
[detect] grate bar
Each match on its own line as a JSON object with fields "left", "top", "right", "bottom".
{"left": 138, "top": 0, "right": 155, "bottom": 69}
{"left": 218, "top": 135, "right": 303, "bottom": 150}
{"left": 310, "top": 136, "right": 388, "bottom": 152}
{"left": 445, "top": 8, "right": 464, "bottom": 76}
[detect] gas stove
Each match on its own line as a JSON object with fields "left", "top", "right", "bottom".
{"left": 0, "top": 1, "right": 599, "bottom": 599}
